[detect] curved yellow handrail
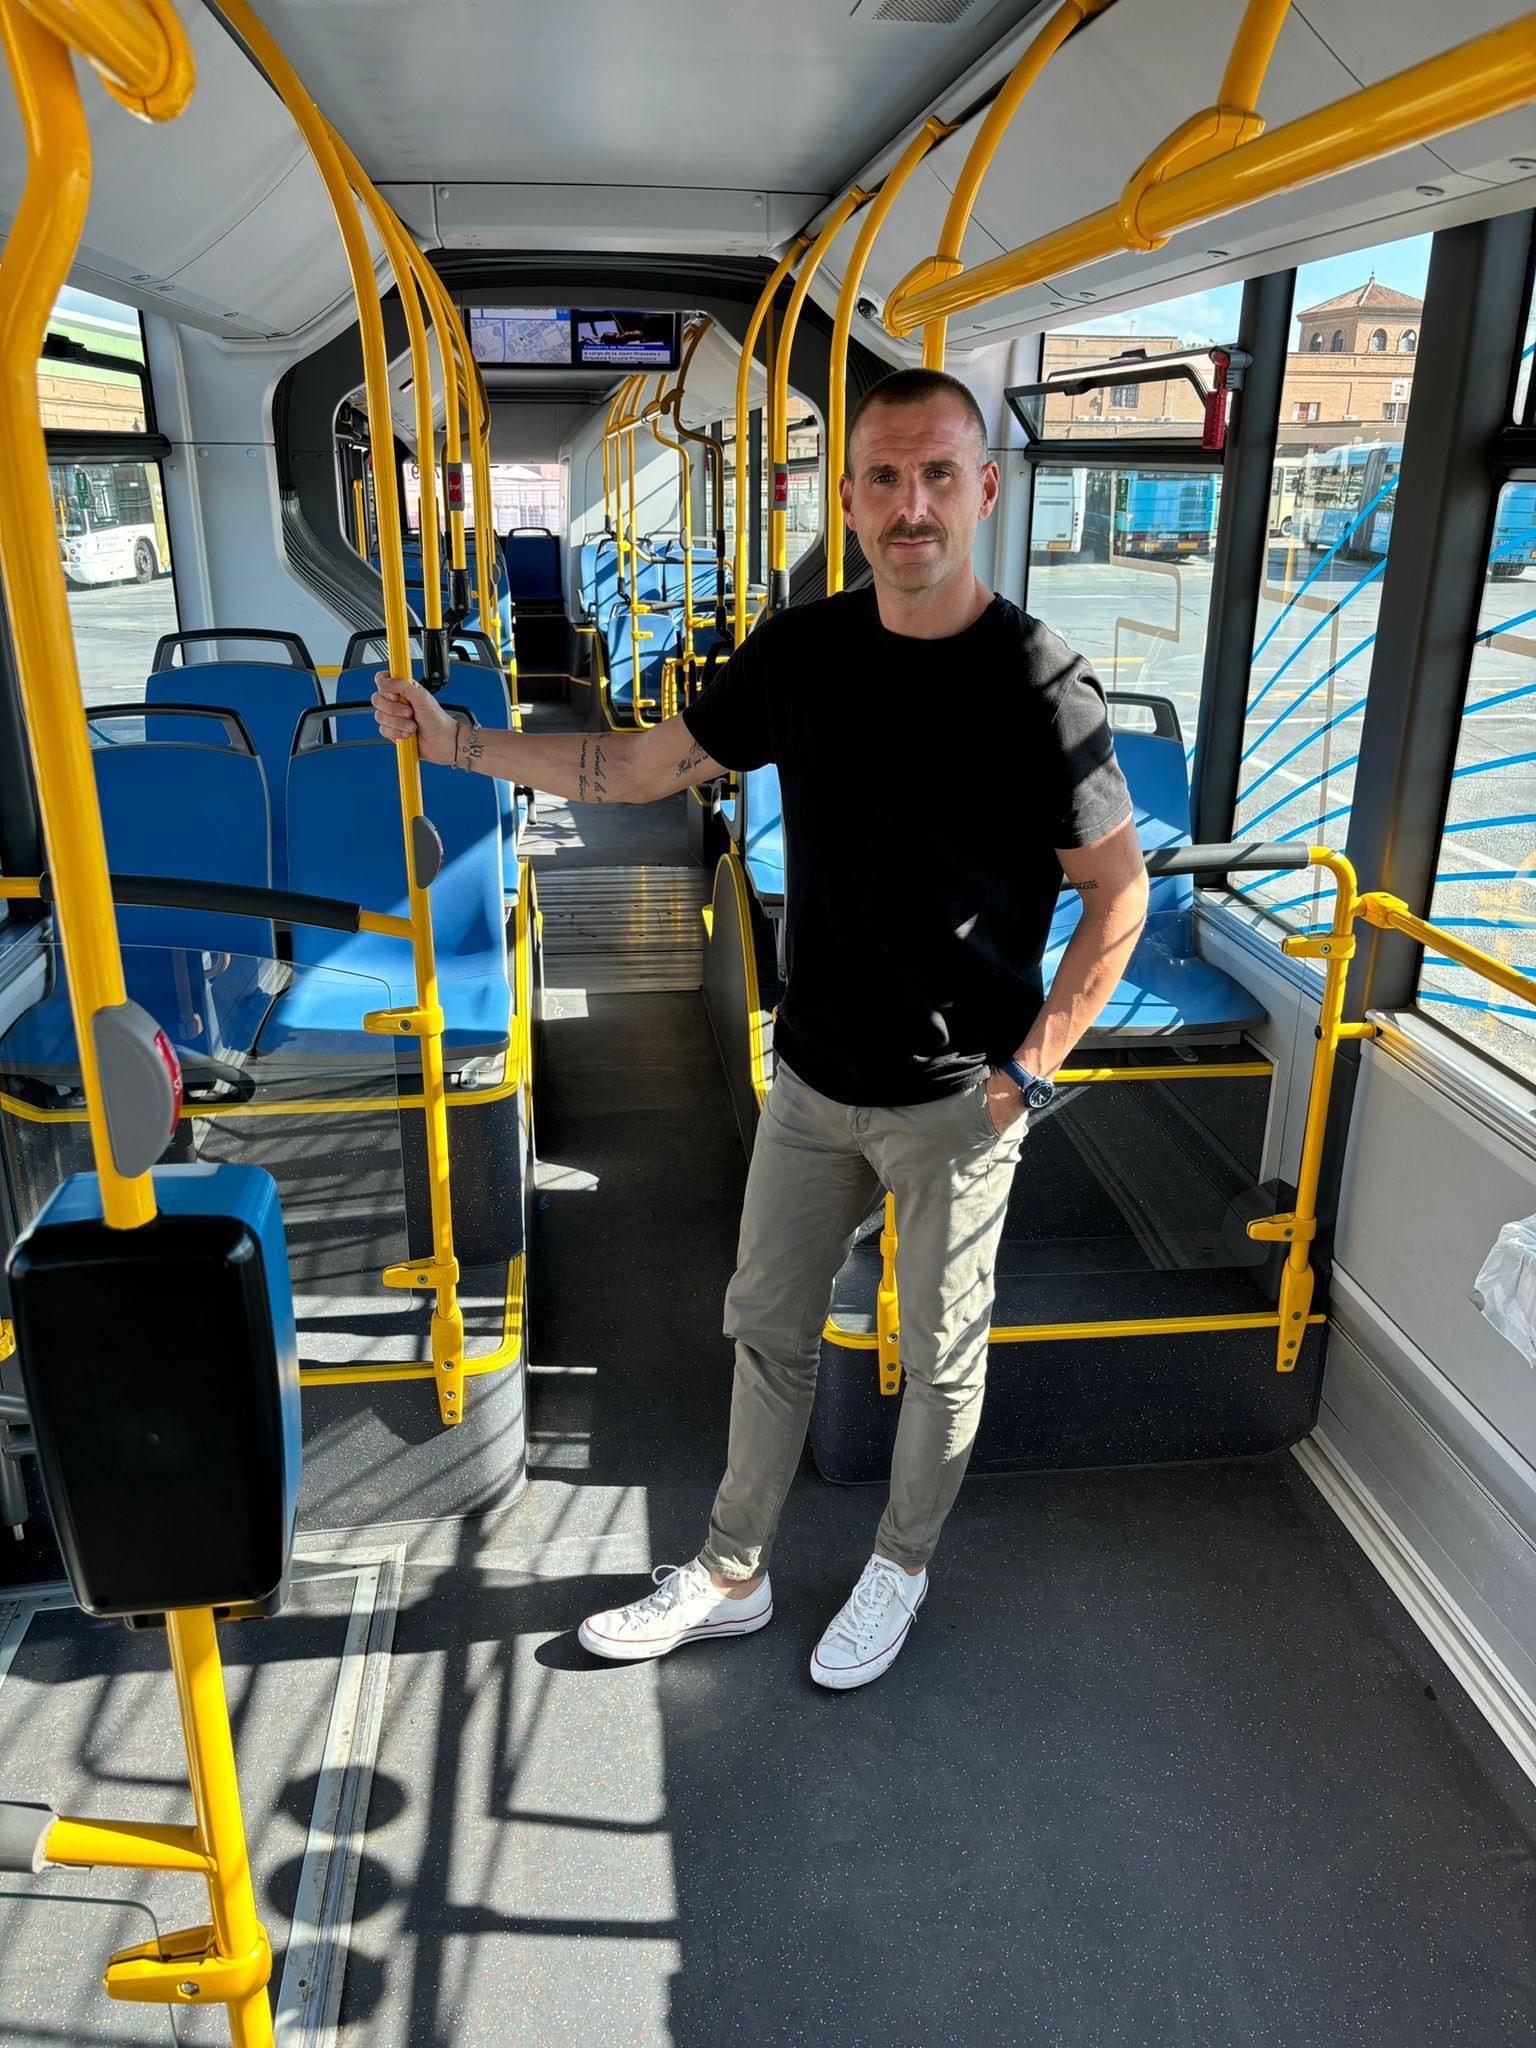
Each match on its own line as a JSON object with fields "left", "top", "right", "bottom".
{"left": 888, "top": 13, "right": 1536, "bottom": 336}
{"left": 826, "top": 116, "right": 951, "bottom": 595}
{"left": 732, "top": 236, "right": 811, "bottom": 644}
{"left": 19, "top": 0, "right": 193, "bottom": 120}
{"left": 213, "top": 0, "right": 467, "bottom": 1428}
{"left": 902, "top": 0, "right": 1112, "bottom": 370}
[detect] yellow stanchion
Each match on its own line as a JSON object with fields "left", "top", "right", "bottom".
{"left": 767, "top": 186, "right": 868, "bottom": 610}
{"left": 213, "top": 0, "right": 467, "bottom": 1428}
{"left": 2, "top": 12, "right": 273, "bottom": 2042}
{"left": 732, "top": 237, "right": 810, "bottom": 646}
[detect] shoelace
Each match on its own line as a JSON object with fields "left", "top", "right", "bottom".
{"left": 827, "top": 1562, "right": 904, "bottom": 1651}
{"left": 625, "top": 1562, "right": 702, "bottom": 1624}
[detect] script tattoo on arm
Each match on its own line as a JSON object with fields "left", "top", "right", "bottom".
{"left": 675, "top": 741, "right": 707, "bottom": 783}
{"left": 1074, "top": 878, "right": 1100, "bottom": 893}
{"left": 577, "top": 736, "right": 590, "bottom": 804}
{"left": 590, "top": 741, "right": 610, "bottom": 801}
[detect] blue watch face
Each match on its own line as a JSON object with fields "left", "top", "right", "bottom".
{"left": 1003, "top": 1060, "right": 1054, "bottom": 1108}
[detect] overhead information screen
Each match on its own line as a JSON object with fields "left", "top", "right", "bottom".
{"left": 469, "top": 307, "right": 573, "bottom": 368}
{"left": 572, "top": 310, "right": 678, "bottom": 368}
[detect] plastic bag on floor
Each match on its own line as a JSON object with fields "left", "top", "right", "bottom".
{"left": 1472, "top": 1214, "right": 1536, "bottom": 1367}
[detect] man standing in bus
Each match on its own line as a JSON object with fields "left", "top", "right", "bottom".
{"left": 374, "top": 368, "right": 1147, "bottom": 1689}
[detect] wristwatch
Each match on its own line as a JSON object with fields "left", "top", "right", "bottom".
{"left": 999, "top": 1058, "right": 1055, "bottom": 1110}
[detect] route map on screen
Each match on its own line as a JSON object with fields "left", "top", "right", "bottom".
{"left": 469, "top": 308, "right": 571, "bottom": 367}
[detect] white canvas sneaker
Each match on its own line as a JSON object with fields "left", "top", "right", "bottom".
{"left": 810, "top": 1556, "right": 927, "bottom": 1691}
{"left": 578, "top": 1560, "right": 773, "bottom": 1662}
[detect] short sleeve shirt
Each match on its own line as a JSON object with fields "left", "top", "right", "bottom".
{"left": 682, "top": 588, "right": 1131, "bottom": 1106}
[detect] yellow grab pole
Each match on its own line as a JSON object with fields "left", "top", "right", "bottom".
{"left": 827, "top": 118, "right": 950, "bottom": 596}
{"left": 351, "top": 473, "right": 368, "bottom": 556}
{"left": 0, "top": 2, "right": 160, "bottom": 1229}
{"left": 914, "top": 0, "right": 1107, "bottom": 370}
{"left": 769, "top": 186, "right": 868, "bottom": 611}
{"left": 1358, "top": 893, "right": 1536, "bottom": 1011}
{"left": 732, "top": 236, "right": 810, "bottom": 644}
{"left": 4, "top": 21, "right": 275, "bottom": 2048}
{"left": 1219, "top": 0, "right": 1294, "bottom": 111}
{"left": 888, "top": 14, "right": 1536, "bottom": 336}
{"left": 214, "top": 0, "right": 466, "bottom": 1426}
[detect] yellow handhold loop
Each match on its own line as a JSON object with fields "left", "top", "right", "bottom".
{"left": 104, "top": 1923, "right": 271, "bottom": 2006}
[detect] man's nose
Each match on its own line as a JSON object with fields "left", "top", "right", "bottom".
{"left": 895, "top": 476, "right": 931, "bottom": 525}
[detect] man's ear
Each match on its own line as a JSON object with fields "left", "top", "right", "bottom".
{"left": 978, "top": 458, "right": 1000, "bottom": 522}
{"left": 838, "top": 472, "right": 854, "bottom": 530}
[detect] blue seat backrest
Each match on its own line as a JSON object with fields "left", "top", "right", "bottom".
{"left": 503, "top": 530, "right": 562, "bottom": 604}
{"left": 578, "top": 538, "right": 622, "bottom": 618}
{"left": 602, "top": 601, "right": 678, "bottom": 709}
{"left": 659, "top": 550, "right": 721, "bottom": 607}
{"left": 93, "top": 743, "right": 275, "bottom": 960}
{"left": 145, "top": 663, "right": 320, "bottom": 890}
{"left": 285, "top": 740, "right": 504, "bottom": 984}
{"left": 1113, "top": 729, "right": 1192, "bottom": 919}
{"left": 741, "top": 764, "right": 784, "bottom": 901}
{"left": 333, "top": 663, "right": 519, "bottom": 897}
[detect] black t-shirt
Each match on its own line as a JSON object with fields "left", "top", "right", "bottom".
{"left": 682, "top": 588, "right": 1131, "bottom": 1107}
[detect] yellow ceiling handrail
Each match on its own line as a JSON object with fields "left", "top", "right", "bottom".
{"left": 888, "top": 13, "right": 1536, "bottom": 337}
{"left": 827, "top": 116, "right": 952, "bottom": 595}
{"left": 907, "top": 0, "right": 1113, "bottom": 369}
{"left": 18, "top": 0, "right": 193, "bottom": 120}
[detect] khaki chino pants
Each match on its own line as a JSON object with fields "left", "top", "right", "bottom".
{"left": 701, "top": 1061, "right": 1025, "bottom": 1580}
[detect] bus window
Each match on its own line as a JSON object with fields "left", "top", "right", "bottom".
{"left": 1039, "top": 282, "right": 1241, "bottom": 445}
{"left": 38, "top": 293, "right": 178, "bottom": 707}
{"left": 1515, "top": 271, "right": 1535, "bottom": 426}
{"left": 1234, "top": 235, "right": 1431, "bottom": 937}
{"left": 1421, "top": 480, "right": 1536, "bottom": 1083}
{"left": 1024, "top": 463, "right": 1222, "bottom": 746}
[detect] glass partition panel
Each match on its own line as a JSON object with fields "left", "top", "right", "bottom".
{"left": 1025, "top": 464, "right": 1222, "bottom": 747}
{"left": 1234, "top": 235, "right": 1431, "bottom": 940}
{"left": 1420, "top": 482, "right": 1536, "bottom": 1084}
{"left": 0, "top": 1892, "right": 176, "bottom": 2045}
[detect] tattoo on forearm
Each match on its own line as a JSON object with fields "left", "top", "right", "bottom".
{"left": 591, "top": 742, "right": 609, "bottom": 801}
{"left": 1074, "top": 879, "right": 1100, "bottom": 894}
{"left": 577, "top": 736, "right": 590, "bottom": 804}
{"left": 675, "top": 744, "right": 705, "bottom": 780}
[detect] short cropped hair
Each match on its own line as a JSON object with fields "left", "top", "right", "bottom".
{"left": 844, "top": 368, "right": 989, "bottom": 471}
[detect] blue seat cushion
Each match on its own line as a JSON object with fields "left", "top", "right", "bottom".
{"left": 1045, "top": 899, "right": 1263, "bottom": 1039}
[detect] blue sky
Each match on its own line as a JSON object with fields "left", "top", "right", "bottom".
{"left": 1062, "top": 233, "right": 1432, "bottom": 350}
{"left": 54, "top": 286, "right": 139, "bottom": 329}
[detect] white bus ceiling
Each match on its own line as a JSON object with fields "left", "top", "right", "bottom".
{"left": 0, "top": 1, "right": 1527, "bottom": 351}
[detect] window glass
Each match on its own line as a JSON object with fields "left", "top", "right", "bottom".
{"left": 1516, "top": 272, "right": 1535, "bottom": 425}
{"left": 1234, "top": 236, "right": 1431, "bottom": 938}
{"left": 784, "top": 412, "right": 822, "bottom": 572}
{"left": 1038, "top": 283, "right": 1242, "bottom": 446}
{"left": 37, "top": 289, "right": 150, "bottom": 433}
{"left": 1420, "top": 482, "right": 1536, "bottom": 1083}
{"left": 403, "top": 459, "right": 560, "bottom": 536}
{"left": 54, "top": 458, "right": 176, "bottom": 706}
{"left": 1025, "top": 464, "right": 1222, "bottom": 747}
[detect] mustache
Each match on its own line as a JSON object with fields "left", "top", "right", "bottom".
{"left": 882, "top": 522, "right": 944, "bottom": 544}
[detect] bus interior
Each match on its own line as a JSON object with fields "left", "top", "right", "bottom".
{"left": 0, "top": 2, "right": 1534, "bottom": 2043}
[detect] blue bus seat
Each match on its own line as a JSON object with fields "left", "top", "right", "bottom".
{"left": 1045, "top": 728, "right": 1262, "bottom": 1040}
{"left": 741, "top": 766, "right": 784, "bottom": 906}
{"left": 333, "top": 662, "right": 520, "bottom": 899}
{"left": 261, "top": 732, "right": 510, "bottom": 1061}
{"left": 502, "top": 528, "right": 562, "bottom": 606}
{"left": 577, "top": 537, "right": 622, "bottom": 619}
{"left": 144, "top": 662, "right": 320, "bottom": 890}
{"left": 602, "top": 599, "right": 679, "bottom": 717}
{"left": 4, "top": 744, "right": 277, "bottom": 1078}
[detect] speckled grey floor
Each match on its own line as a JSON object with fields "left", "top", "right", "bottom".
{"left": 3, "top": 770, "right": 1535, "bottom": 2044}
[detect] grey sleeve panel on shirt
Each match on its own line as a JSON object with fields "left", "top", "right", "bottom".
{"left": 1028, "top": 621, "right": 1134, "bottom": 850}
{"left": 680, "top": 617, "right": 776, "bottom": 771}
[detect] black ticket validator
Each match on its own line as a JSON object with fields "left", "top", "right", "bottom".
{"left": 6, "top": 1164, "right": 301, "bottom": 1622}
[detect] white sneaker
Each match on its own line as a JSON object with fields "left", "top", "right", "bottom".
{"left": 578, "top": 1560, "right": 773, "bottom": 1662}
{"left": 810, "top": 1556, "right": 927, "bottom": 1691}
